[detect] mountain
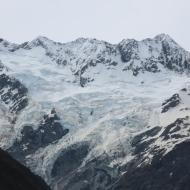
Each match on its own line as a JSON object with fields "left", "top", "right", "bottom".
{"left": 110, "top": 89, "right": 190, "bottom": 190}
{"left": 0, "top": 34, "right": 190, "bottom": 189}
{"left": 1, "top": 34, "right": 190, "bottom": 87}
{"left": 0, "top": 148, "right": 51, "bottom": 190}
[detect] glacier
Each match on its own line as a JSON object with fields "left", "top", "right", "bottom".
{"left": 0, "top": 34, "right": 190, "bottom": 189}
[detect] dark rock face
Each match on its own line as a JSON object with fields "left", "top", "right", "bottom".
{"left": 51, "top": 143, "right": 89, "bottom": 180}
{"left": 79, "top": 77, "right": 94, "bottom": 87}
{"left": 51, "top": 143, "right": 90, "bottom": 190}
{"left": 161, "top": 93, "right": 181, "bottom": 113}
{"left": 118, "top": 35, "right": 190, "bottom": 76}
{"left": 0, "top": 73, "right": 28, "bottom": 114}
{"left": 0, "top": 148, "right": 51, "bottom": 190}
{"left": 109, "top": 116, "right": 190, "bottom": 190}
{"left": 61, "top": 162, "right": 115, "bottom": 190}
{"left": 119, "top": 46, "right": 161, "bottom": 76}
{"left": 157, "top": 35, "right": 190, "bottom": 73}
{"left": 160, "top": 40, "right": 187, "bottom": 72}
{"left": 110, "top": 141, "right": 190, "bottom": 190}
{"left": 181, "top": 88, "right": 187, "bottom": 92}
{"left": 52, "top": 145, "right": 117, "bottom": 190}
{"left": 160, "top": 118, "right": 188, "bottom": 140}
{"left": 118, "top": 39, "right": 139, "bottom": 63}
{"left": 131, "top": 117, "right": 189, "bottom": 161}
{"left": 131, "top": 126, "right": 162, "bottom": 154}
{"left": 8, "top": 109, "right": 69, "bottom": 162}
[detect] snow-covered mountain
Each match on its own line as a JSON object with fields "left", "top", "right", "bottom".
{"left": 0, "top": 34, "right": 190, "bottom": 190}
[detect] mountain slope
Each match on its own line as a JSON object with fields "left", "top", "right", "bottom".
{"left": 110, "top": 141, "right": 190, "bottom": 190}
{"left": 0, "top": 34, "right": 190, "bottom": 189}
{"left": 110, "top": 88, "right": 190, "bottom": 190}
{"left": 0, "top": 148, "right": 51, "bottom": 190}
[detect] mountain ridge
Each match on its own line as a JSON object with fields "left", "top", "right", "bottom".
{"left": 1, "top": 33, "right": 188, "bottom": 87}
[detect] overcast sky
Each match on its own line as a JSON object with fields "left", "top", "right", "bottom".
{"left": 0, "top": 0, "right": 190, "bottom": 50}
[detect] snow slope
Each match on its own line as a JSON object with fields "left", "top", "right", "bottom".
{"left": 0, "top": 34, "right": 190, "bottom": 189}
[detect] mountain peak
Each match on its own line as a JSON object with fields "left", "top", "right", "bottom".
{"left": 19, "top": 36, "right": 59, "bottom": 50}
{"left": 30, "top": 35, "right": 56, "bottom": 45}
{"left": 154, "top": 33, "right": 177, "bottom": 43}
